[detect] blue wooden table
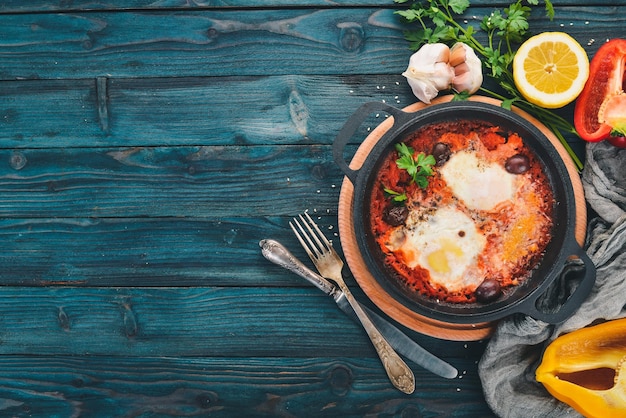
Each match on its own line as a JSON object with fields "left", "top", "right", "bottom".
{"left": 0, "top": 1, "right": 621, "bottom": 416}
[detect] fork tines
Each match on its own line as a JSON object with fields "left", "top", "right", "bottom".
{"left": 289, "top": 212, "right": 332, "bottom": 261}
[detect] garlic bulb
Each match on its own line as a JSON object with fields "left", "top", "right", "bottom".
{"left": 402, "top": 43, "right": 455, "bottom": 104}
{"left": 402, "top": 42, "right": 483, "bottom": 103}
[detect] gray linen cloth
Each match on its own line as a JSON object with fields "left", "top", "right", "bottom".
{"left": 478, "top": 140, "right": 626, "bottom": 417}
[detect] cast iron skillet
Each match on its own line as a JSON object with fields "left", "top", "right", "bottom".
{"left": 333, "top": 101, "right": 596, "bottom": 324}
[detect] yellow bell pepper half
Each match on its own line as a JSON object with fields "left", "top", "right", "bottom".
{"left": 536, "top": 318, "right": 626, "bottom": 418}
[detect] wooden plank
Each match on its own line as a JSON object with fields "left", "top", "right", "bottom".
{"left": 0, "top": 75, "right": 409, "bottom": 148}
{"left": 0, "top": 216, "right": 343, "bottom": 286}
{"left": 0, "top": 0, "right": 618, "bottom": 13}
{"left": 0, "top": 76, "right": 586, "bottom": 155}
{"left": 0, "top": 145, "right": 344, "bottom": 217}
{"left": 0, "top": 79, "right": 102, "bottom": 145}
{"left": 0, "top": 0, "right": 397, "bottom": 12}
{"left": 0, "top": 286, "right": 366, "bottom": 356}
{"left": 0, "top": 356, "right": 493, "bottom": 417}
{"left": 0, "top": 8, "right": 408, "bottom": 80}
{"left": 0, "top": 286, "right": 488, "bottom": 358}
{"left": 0, "top": 7, "right": 623, "bottom": 80}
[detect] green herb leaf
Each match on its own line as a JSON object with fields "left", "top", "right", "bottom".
{"left": 394, "top": 143, "right": 436, "bottom": 188}
{"left": 395, "top": 9, "right": 424, "bottom": 22}
{"left": 415, "top": 175, "right": 430, "bottom": 189}
{"left": 544, "top": 0, "right": 555, "bottom": 20}
{"left": 449, "top": 0, "right": 470, "bottom": 14}
{"left": 501, "top": 2, "right": 530, "bottom": 42}
{"left": 431, "top": 10, "right": 447, "bottom": 28}
{"left": 453, "top": 91, "right": 471, "bottom": 101}
{"left": 501, "top": 97, "right": 518, "bottom": 110}
{"left": 384, "top": 187, "right": 408, "bottom": 203}
{"left": 416, "top": 153, "right": 436, "bottom": 175}
{"left": 395, "top": 142, "right": 414, "bottom": 161}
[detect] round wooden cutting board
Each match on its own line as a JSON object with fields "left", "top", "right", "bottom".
{"left": 337, "top": 95, "right": 587, "bottom": 341}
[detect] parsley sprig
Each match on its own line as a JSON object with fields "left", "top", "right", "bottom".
{"left": 383, "top": 143, "right": 435, "bottom": 203}
{"left": 394, "top": 0, "right": 583, "bottom": 170}
{"left": 395, "top": 143, "right": 436, "bottom": 188}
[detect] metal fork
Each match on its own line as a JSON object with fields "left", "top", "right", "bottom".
{"left": 290, "top": 212, "right": 415, "bottom": 394}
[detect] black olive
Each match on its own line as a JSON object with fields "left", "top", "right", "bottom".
{"left": 475, "top": 279, "right": 502, "bottom": 303}
{"left": 383, "top": 205, "right": 409, "bottom": 226}
{"left": 432, "top": 142, "right": 451, "bottom": 166}
{"left": 505, "top": 154, "right": 530, "bottom": 174}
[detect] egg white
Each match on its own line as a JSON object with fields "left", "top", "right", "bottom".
{"left": 440, "top": 150, "right": 516, "bottom": 211}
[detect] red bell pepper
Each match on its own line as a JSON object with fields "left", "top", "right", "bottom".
{"left": 574, "top": 39, "right": 626, "bottom": 144}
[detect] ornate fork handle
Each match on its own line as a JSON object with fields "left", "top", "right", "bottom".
{"left": 331, "top": 276, "right": 415, "bottom": 394}
{"left": 290, "top": 212, "right": 415, "bottom": 394}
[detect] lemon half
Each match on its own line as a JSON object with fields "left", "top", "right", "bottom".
{"left": 513, "top": 32, "right": 589, "bottom": 108}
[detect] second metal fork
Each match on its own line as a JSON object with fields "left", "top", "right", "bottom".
{"left": 290, "top": 212, "right": 415, "bottom": 394}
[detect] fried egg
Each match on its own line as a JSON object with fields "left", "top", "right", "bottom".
{"left": 389, "top": 206, "right": 486, "bottom": 292}
{"left": 440, "top": 150, "right": 516, "bottom": 211}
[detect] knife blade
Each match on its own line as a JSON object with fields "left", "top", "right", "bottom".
{"left": 259, "top": 238, "right": 458, "bottom": 379}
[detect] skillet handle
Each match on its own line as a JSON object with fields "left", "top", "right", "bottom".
{"left": 518, "top": 241, "right": 596, "bottom": 324}
{"left": 333, "top": 102, "right": 413, "bottom": 184}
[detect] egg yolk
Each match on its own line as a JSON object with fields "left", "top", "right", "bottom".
{"left": 427, "top": 239, "right": 464, "bottom": 274}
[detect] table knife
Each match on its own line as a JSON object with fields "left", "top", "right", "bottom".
{"left": 259, "top": 238, "right": 458, "bottom": 379}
